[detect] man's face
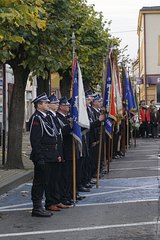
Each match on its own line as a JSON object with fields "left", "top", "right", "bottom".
{"left": 59, "top": 104, "right": 70, "bottom": 114}
{"left": 49, "top": 103, "right": 59, "bottom": 112}
{"left": 141, "top": 101, "right": 145, "bottom": 107}
{"left": 93, "top": 100, "right": 101, "bottom": 109}
{"left": 38, "top": 101, "right": 50, "bottom": 112}
{"left": 85, "top": 98, "right": 91, "bottom": 106}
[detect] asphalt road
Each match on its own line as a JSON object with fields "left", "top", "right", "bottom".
{"left": 0, "top": 137, "right": 160, "bottom": 240}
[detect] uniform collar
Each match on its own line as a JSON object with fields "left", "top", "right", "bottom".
{"left": 37, "top": 110, "right": 47, "bottom": 117}
{"left": 49, "top": 110, "right": 56, "bottom": 116}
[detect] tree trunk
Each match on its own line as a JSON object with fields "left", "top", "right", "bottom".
{"left": 5, "top": 65, "right": 30, "bottom": 169}
{"left": 59, "top": 68, "right": 72, "bottom": 98}
{"left": 37, "top": 74, "right": 50, "bottom": 96}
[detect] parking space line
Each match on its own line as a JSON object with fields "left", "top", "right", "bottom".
{"left": 0, "top": 221, "right": 159, "bottom": 238}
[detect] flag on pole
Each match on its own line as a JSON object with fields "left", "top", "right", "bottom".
{"left": 109, "top": 62, "right": 117, "bottom": 121}
{"left": 123, "top": 69, "right": 136, "bottom": 112}
{"left": 128, "top": 78, "right": 136, "bottom": 110}
{"left": 77, "top": 62, "right": 90, "bottom": 129}
{"left": 70, "top": 58, "right": 90, "bottom": 152}
{"left": 103, "top": 56, "right": 113, "bottom": 138}
{"left": 113, "top": 62, "right": 123, "bottom": 119}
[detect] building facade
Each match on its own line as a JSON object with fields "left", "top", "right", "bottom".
{"left": 137, "top": 6, "right": 160, "bottom": 104}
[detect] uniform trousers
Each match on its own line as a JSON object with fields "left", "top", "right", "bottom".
{"left": 31, "top": 161, "right": 61, "bottom": 209}
{"left": 60, "top": 161, "right": 73, "bottom": 202}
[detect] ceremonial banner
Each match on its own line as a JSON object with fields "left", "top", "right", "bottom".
{"left": 70, "top": 58, "right": 90, "bottom": 152}
{"left": 123, "top": 69, "right": 136, "bottom": 112}
{"left": 70, "top": 58, "right": 82, "bottom": 148}
{"left": 113, "top": 62, "right": 123, "bottom": 118}
{"left": 109, "top": 62, "right": 117, "bottom": 121}
{"left": 103, "top": 57, "right": 113, "bottom": 138}
{"left": 77, "top": 62, "right": 90, "bottom": 129}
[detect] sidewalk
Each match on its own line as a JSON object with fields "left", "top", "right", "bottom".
{"left": 0, "top": 132, "right": 33, "bottom": 195}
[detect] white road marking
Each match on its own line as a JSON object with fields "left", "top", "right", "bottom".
{"left": 82, "top": 184, "right": 158, "bottom": 197}
{"left": 101, "top": 175, "right": 160, "bottom": 181}
{"left": 111, "top": 159, "right": 159, "bottom": 163}
{"left": 0, "top": 221, "right": 159, "bottom": 238}
{"left": 110, "top": 166, "right": 160, "bottom": 171}
{"left": 0, "top": 202, "right": 32, "bottom": 210}
{"left": 0, "top": 199, "right": 158, "bottom": 212}
{"left": 77, "top": 199, "right": 159, "bottom": 207}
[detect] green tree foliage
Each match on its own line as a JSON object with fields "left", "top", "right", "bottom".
{"left": 0, "top": 0, "right": 122, "bottom": 168}
{"left": 0, "top": 0, "right": 47, "bottom": 168}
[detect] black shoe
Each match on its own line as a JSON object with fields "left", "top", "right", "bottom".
{"left": 78, "top": 195, "right": 86, "bottom": 199}
{"left": 113, "top": 155, "right": 119, "bottom": 159}
{"left": 62, "top": 200, "right": 73, "bottom": 206}
{"left": 78, "top": 187, "right": 90, "bottom": 192}
{"left": 90, "top": 179, "right": 96, "bottom": 185}
{"left": 32, "top": 208, "right": 52, "bottom": 217}
{"left": 76, "top": 195, "right": 86, "bottom": 201}
{"left": 85, "top": 183, "right": 92, "bottom": 189}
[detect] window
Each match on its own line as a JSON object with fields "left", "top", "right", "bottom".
{"left": 157, "top": 84, "right": 160, "bottom": 102}
{"left": 158, "top": 36, "right": 160, "bottom": 65}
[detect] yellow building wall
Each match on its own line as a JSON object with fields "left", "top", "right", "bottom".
{"left": 50, "top": 72, "right": 61, "bottom": 97}
{"left": 139, "top": 84, "right": 156, "bottom": 104}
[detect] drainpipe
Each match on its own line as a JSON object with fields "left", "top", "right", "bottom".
{"left": 138, "top": 25, "right": 141, "bottom": 101}
{"left": 144, "top": 13, "right": 147, "bottom": 104}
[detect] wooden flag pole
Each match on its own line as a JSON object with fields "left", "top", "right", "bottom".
{"left": 131, "top": 121, "right": 133, "bottom": 147}
{"left": 110, "top": 121, "right": 115, "bottom": 161}
{"left": 72, "top": 137, "right": 76, "bottom": 205}
{"left": 107, "top": 136, "right": 111, "bottom": 173}
{"left": 103, "top": 137, "right": 107, "bottom": 174}
{"left": 126, "top": 116, "right": 129, "bottom": 150}
{"left": 71, "top": 32, "right": 77, "bottom": 206}
{"left": 134, "top": 121, "right": 137, "bottom": 147}
{"left": 96, "top": 123, "right": 103, "bottom": 188}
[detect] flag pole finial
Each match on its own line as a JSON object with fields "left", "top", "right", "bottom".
{"left": 71, "top": 32, "right": 76, "bottom": 62}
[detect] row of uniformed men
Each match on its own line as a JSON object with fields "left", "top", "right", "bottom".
{"left": 29, "top": 91, "right": 105, "bottom": 217}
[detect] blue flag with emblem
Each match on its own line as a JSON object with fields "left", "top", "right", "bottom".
{"left": 123, "top": 70, "right": 136, "bottom": 111}
{"left": 103, "top": 56, "right": 113, "bottom": 138}
{"left": 70, "top": 58, "right": 82, "bottom": 151}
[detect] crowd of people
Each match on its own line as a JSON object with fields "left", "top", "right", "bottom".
{"left": 139, "top": 99, "right": 160, "bottom": 138}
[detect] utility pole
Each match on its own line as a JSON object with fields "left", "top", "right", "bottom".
{"left": 2, "top": 64, "right": 6, "bottom": 166}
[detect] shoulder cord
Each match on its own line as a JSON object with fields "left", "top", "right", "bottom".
{"left": 48, "top": 115, "right": 61, "bottom": 136}
{"left": 37, "top": 115, "right": 56, "bottom": 137}
{"left": 29, "top": 115, "right": 44, "bottom": 137}
{"left": 57, "top": 117, "right": 67, "bottom": 128}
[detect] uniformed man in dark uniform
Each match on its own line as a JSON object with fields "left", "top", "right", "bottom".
{"left": 56, "top": 97, "right": 73, "bottom": 203}
{"left": 47, "top": 94, "right": 70, "bottom": 208}
{"left": 29, "top": 93, "right": 62, "bottom": 217}
{"left": 91, "top": 94, "right": 103, "bottom": 177}
{"left": 85, "top": 91, "right": 105, "bottom": 182}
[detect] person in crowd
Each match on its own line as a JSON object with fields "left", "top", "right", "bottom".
{"left": 47, "top": 94, "right": 70, "bottom": 210}
{"left": 56, "top": 97, "right": 74, "bottom": 202}
{"left": 139, "top": 100, "right": 150, "bottom": 138}
{"left": 149, "top": 99, "right": 156, "bottom": 112}
{"left": 85, "top": 92, "right": 105, "bottom": 181}
{"left": 91, "top": 94, "right": 104, "bottom": 176}
{"left": 29, "top": 93, "right": 61, "bottom": 217}
{"left": 149, "top": 99, "right": 156, "bottom": 136}
{"left": 150, "top": 106, "right": 160, "bottom": 138}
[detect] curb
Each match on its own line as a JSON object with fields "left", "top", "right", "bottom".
{"left": 0, "top": 170, "right": 33, "bottom": 196}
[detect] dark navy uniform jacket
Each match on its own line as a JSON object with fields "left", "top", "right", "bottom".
{"left": 29, "top": 110, "right": 61, "bottom": 164}
{"left": 47, "top": 111, "right": 64, "bottom": 160}
{"left": 56, "top": 111, "right": 73, "bottom": 161}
